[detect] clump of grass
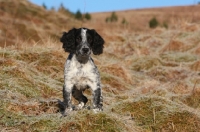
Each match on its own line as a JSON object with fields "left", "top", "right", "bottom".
{"left": 16, "top": 51, "right": 64, "bottom": 76}
{"left": 161, "top": 111, "right": 200, "bottom": 132}
{"left": 40, "top": 83, "right": 59, "bottom": 98}
{"left": 162, "top": 40, "right": 185, "bottom": 52}
{"left": 114, "top": 97, "right": 200, "bottom": 131}
{"left": 132, "top": 57, "right": 162, "bottom": 71}
{"left": 101, "top": 64, "right": 132, "bottom": 83}
{"left": 60, "top": 112, "right": 124, "bottom": 132}
{"left": 1, "top": 100, "right": 61, "bottom": 131}
{"left": 20, "top": 115, "right": 62, "bottom": 131}
{"left": 15, "top": 52, "right": 40, "bottom": 63}
{"left": 115, "top": 97, "right": 166, "bottom": 130}
{"left": 101, "top": 72, "right": 129, "bottom": 91}
{"left": 148, "top": 67, "right": 188, "bottom": 82}
{"left": 1, "top": 67, "right": 41, "bottom": 98}
{"left": 190, "top": 61, "right": 200, "bottom": 71}
{"left": 162, "top": 40, "right": 195, "bottom": 53}
{"left": 7, "top": 99, "right": 59, "bottom": 116}
{"left": 161, "top": 53, "right": 197, "bottom": 62}
{"left": 0, "top": 50, "right": 62, "bottom": 98}
{"left": 0, "top": 100, "right": 25, "bottom": 128}
{"left": 29, "top": 119, "right": 55, "bottom": 131}
{"left": 0, "top": 59, "right": 16, "bottom": 67}
{"left": 182, "top": 87, "right": 200, "bottom": 108}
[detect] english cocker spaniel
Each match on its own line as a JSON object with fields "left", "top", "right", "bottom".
{"left": 59, "top": 27, "right": 104, "bottom": 115}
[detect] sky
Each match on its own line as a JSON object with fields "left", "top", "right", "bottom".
{"left": 30, "top": 0, "right": 196, "bottom": 13}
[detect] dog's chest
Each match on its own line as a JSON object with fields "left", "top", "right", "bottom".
{"left": 69, "top": 62, "right": 94, "bottom": 77}
{"left": 66, "top": 58, "right": 96, "bottom": 90}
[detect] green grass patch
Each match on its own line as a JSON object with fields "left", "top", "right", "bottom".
{"left": 0, "top": 101, "right": 25, "bottom": 128}
{"left": 1, "top": 67, "right": 41, "bottom": 98}
{"left": 0, "top": 100, "right": 61, "bottom": 131}
{"left": 182, "top": 90, "right": 200, "bottom": 109}
{"left": 161, "top": 53, "right": 197, "bottom": 62}
{"left": 101, "top": 72, "right": 128, "bottom": 91}
{"left": 132, "top": 57, "right": 162, "bottom": 71}
{"left": 61, "top": 112, "right": 124, "bottom": 132}
{"left": 114, "top": 97, "right": 200, "bottom": 131}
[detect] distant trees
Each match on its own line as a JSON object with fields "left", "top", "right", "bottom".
{"left": 58, "top": 3, "right": 72, "bottom": 16}
{"left": 50, "top": 7, "right": 55, "bottom": 11}
{"left": 58, "top": 3, "right": 64, "bottom": 11}
{"left": 121, "top": 18, "right": 128, "bottom": 25}
{"left": 149, "top": 17, "right": 159, "bottom": 28}
{"left": 75, "top": 10, "right": 82, "bottom": 20}
{"left": 105, "top": 12, "right": 118, "bottom": 22}
{"left": 42, "top": 3, "right": 47, "bottom": 9}
{"left": 149, "top": 17, "right": 168, "bottom": 29}
{"left": 85, "top": 13, "right": 91, "bottom": 20}
{"left": 41, "top": 2, "right": 92, "bottom": 21}
{"left": 162, "top": 21, "right": 168, "bottom": 29}
{"left": 74, "top": 10, "right": 92, "bottom": 21}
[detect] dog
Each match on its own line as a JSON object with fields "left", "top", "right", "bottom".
{"left": 59, "top": 27, "right": 104, "bottom": 115}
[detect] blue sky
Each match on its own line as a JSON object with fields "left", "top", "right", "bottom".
{"left": 30, "top": 0, "right": 196, "bottom": 13}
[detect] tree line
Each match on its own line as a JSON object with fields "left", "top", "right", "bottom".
{"left": 42, "top": 2, "right": 169, "bottom": 28}
{"left": 42, "top": 3, "right": 91, "bottom": 21}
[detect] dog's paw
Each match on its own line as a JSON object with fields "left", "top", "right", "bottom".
{"left": 62, "top": 107, "right": 73, "bottom": 117}
{"left": 92, "top": 107, "right": 103, "bottom": 113}
{"left": 77, "top": 102, "right": 85, "bottom": 110}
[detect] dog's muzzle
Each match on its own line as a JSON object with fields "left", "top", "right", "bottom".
{"left": 82, "top": 48, "right": 89, "bottom": 54}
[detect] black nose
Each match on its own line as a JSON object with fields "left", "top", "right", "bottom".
{"left": 82, "top": 48, "right": 89, "bottom": 53}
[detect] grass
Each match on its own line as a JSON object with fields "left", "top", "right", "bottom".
{"left": 131, "top": 57, "right": 162, "bottom": 71}
{"left": 182, "top": 88, "right": 200, "bottom": 109}
{"left": 160, "top": 52, "right": 197, "bottom": 62}
{"left": 114, "top": 97, "right": 200, "bottom": 131}
{"left": 60, "top": 112, "right": 124, "bottom": 132}
{"left": 1, "top": 27, "right": 200, "bottom": 131}
{"left": 1, "top": 99, "right": 123, "bottom": 132}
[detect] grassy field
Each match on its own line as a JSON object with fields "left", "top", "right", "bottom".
{"left": 1, "top": 0, "right": 200, "bottom": 132}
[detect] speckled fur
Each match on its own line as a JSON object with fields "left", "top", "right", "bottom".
{"left": 60, "top": 28, "right": 104, "bottom": 114}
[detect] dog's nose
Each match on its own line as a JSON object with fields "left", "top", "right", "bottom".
{"left": 82, "top": 48, "right": 89, "bottom": 53}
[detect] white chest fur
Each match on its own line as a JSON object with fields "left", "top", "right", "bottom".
{"left": 64, "top": 55, "right": 97, "bottom": 90}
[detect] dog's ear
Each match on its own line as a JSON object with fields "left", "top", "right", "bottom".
{"left": 60, "top": 28, "right": 77, "bottom": 53}
{"left": 91, "top": 29, "right": 105, "bottom": 55}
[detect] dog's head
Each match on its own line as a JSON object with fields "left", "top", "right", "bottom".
{"left": 60, "top": 28, "right": 104, "bottom": 56}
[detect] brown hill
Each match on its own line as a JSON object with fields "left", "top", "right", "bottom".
{"left": 88, "top": 5, "right": 200, "bottom": 31}
{"left": 1, "top": 0, "right": 200, "bottom": 47}
{"left": 0, "top": 0, "right": 80, "bottom": 47}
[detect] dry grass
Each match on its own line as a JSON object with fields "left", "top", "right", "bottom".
{"left": 114, "top": 96, "right": 200, "bottom": 132}
{"left": 1, "top": 0, "right": 200, "bottom": 132}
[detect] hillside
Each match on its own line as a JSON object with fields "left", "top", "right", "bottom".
{"left": 0, "top": 0, "right": 81, "bottom": 47}
{"left": 1, "top": 0, "right": 200, "bottom": 131}
{"left": 89, "top": 5, "right": 200, "bottom": 31}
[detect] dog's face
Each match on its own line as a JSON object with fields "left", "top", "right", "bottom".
{"left": 75, "top": 28, "right": 93, "bottom": 57}
{"left": 60, "top": 28, "right": 104, "bottom": 56}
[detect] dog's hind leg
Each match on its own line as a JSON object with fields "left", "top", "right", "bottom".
{"left": 72, "top": 87, "right": 88, "bottom": 110}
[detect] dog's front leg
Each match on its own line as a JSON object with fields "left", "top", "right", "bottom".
{"left": 93, "top": 86, "right": 103, "bottom": 112}
{"left": 62, "top": 84, "right": 73, "bottom": 115}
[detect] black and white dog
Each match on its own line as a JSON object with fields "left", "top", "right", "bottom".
{"left": 60, "top": 28, "right": 104, "bottom": 114}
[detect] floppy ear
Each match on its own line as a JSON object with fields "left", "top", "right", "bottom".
{"left": 60, "top": 28, "right": 77, "bottom": 53}
{"left": 91, "top": 30, "right": 105, "bottom": 55}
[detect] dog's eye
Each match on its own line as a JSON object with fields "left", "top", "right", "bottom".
{"left": 76, "top": 36, "right": 81, "bottom": 42}
{"left": 87, "top": 37, "right": 92, "bottom": 43}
